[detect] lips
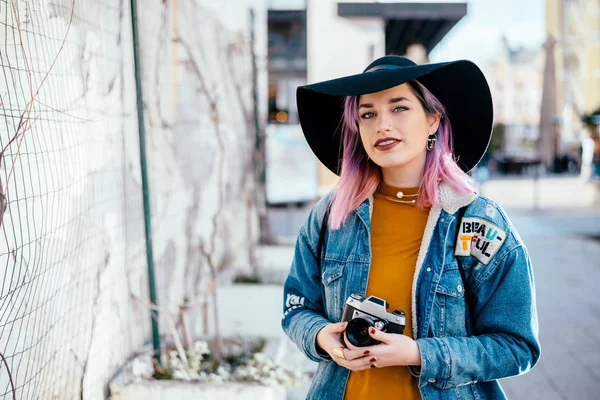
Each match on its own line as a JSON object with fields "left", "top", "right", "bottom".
{"left": 374, "top": 137, "right": 401, "bottom": 151}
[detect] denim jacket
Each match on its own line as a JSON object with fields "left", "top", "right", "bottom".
{"left": 281, "top": 183, "right": 540, "bottom": 400}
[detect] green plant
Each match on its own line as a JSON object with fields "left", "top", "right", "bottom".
{"left": 233, "top": 273, "right": 263, "bottom": 284}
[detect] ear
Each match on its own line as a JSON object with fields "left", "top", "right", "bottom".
{"left": 427, "top": 113, "right": 442, "bottom": 134}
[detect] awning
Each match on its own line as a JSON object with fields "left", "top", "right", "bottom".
{"left": 337, "top": 2, "right": 467, "bottom": 55}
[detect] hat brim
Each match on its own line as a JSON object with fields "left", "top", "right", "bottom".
{"left": 296, "top": 60, "right": 493, "bottom": 174}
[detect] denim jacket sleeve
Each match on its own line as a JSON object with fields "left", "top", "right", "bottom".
{"left": 416, "top": 201, "right": 541, "bottom": 389}
{"left": 281, "top": 196, "right": 333, "bottom": 362}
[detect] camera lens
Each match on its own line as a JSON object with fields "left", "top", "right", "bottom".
{"left": 346, "top": 318, "right": 380, "bottom": 347}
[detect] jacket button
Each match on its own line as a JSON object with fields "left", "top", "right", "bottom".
{"left": 457, "top": 284, "right": 463, "bottom": 292}
{"left": 428, "top": 378, "right": 436, "bottom": 383}
{"left": 426, "top": 268, "right": 431, "bottom": 272}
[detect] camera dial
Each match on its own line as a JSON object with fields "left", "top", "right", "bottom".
{"left": 374, "top": 320, "right": 386, "bottom": 330}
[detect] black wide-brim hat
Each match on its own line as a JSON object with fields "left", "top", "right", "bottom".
{"left": 296, "top": 56, "right": 493, "bottom": 174}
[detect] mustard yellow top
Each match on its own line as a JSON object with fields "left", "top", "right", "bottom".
{"left": 344, "top": 181, "right": 429, "bottom": 400}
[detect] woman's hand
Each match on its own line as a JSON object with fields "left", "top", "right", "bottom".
{"left": 316, "top": 322, "right": 375, "bottom": 371}
{"left": 344, "top": 327, "right": 422, "bottom": 368}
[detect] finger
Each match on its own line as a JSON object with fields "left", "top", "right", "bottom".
{"left": 368, "top": 327, "right": 391, "bottom": 344}
{"left": 343, "top": 347, "right": 374, "bottom": 361}
{"left": 330, "top": 321, "right": 348, "bottom": 333}
{"left": 346, "top": 355, "right": 378, "bottom": 371}
{"left": 331, "top": 352, "right": 351, "bottom": 369}
{"left": 343, "top": 332, "right": 360, "bottom": 351}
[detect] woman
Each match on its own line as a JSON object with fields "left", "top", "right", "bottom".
{"left": 281, "top": 56, "right": 540, "bottom": 399}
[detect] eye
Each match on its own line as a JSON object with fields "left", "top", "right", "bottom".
{"left": 393, "top": 106, "right": 408, "bottom": 113}
{"left": 360, "top": 112, "right": 375, "bottom": 119}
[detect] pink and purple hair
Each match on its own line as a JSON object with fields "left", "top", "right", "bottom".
{"left": 328, "top": 80, "right": 476, "bottom": 230}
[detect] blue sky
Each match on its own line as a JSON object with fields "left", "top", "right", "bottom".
{"left": 427, "top": 0, "right": 546, "bottom": 64}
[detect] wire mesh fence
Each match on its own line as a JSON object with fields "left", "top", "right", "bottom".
{"left": 0, "top": 1, "right": 148, "bottom": 398}
{"left": 0, "top": 1, "right": 264, "bottom": 399}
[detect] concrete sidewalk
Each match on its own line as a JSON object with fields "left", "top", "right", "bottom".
{"left": 499, "top": 209, "right": 600, "bottom": 400}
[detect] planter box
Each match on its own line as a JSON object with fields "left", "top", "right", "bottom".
{"left": 109, "top": 338, "right": 292, "bottom": 400}
{"left": 110, "top": 379, "right": 286, "bottom": 400}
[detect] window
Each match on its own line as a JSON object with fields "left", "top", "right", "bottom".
{"left": 268, "top": 10, "right": 307, "bottom": 124}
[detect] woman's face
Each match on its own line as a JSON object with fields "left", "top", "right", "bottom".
{"left": 357, "top": 83, "right": 439, "bottom": 173}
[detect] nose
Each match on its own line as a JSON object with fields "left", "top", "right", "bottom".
{"left": 376, "top": 114, "right": 391, "bottom": 134}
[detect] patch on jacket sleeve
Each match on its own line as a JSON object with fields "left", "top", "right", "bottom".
{"left": 282, "top": 293, "right": 306, "bottom": 319}
{"left": 455, "top": 217, "right": 507, "bottom": 264}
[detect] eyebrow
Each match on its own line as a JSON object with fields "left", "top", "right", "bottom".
{"left": 358, "top": 97, "right": 411, "bottom": 109}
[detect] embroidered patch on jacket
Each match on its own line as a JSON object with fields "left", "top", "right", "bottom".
{"left": 282, "top": 293, "right": 306, "bottom": 319}
{"left": 455, "top": 217, "right": 507, "bottom": 264}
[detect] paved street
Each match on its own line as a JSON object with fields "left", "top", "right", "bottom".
{"left": 256, "top": 177, "right": 600, "bottom": 399}
{"left": 499, "top": 209, "right": 600, "bottom": 400}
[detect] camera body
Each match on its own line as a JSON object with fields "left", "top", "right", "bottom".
{"left": 341, "top": 293, "right": 406, "bottom": 347}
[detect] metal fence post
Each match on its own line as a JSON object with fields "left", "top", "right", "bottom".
{"left": 129, "top": 0, "right": 161, "bottom": 364}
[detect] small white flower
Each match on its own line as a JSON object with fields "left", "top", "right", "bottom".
{"left": 131, "top": 359, "right": 153, "bottom": 379}
{"left": 194, "top": 340, "right": 210, "bottom": 356}
{"left": 173, "top": 370, "right": 189, "bottom": 380}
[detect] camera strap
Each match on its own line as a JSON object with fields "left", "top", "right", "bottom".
{"left": 316, "top": 201, "right": 332, "bottom": 311}
{"left": 317, "top": 201, "right": 331, "bottom": 277}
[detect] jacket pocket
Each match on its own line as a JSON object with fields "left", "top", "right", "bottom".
{"left": 321, "top": 261, "right": 344, "bottom": 286}
{"left": 432, "top": 263, "right": 467, "bottom": 337}
{"left": 321, "top": 261, "right": 346, "bottom": 320}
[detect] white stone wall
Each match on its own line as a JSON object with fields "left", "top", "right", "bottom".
{"left": 134, "top": 0, "right": 267, "bottom": 331}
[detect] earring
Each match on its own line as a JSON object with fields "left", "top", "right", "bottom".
{"left": 426, "top": 132, "right": 436, "bottom": 151}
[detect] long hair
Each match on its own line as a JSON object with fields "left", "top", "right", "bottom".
{"left": 328, "top": 80, "right": 475, "bottom": 230}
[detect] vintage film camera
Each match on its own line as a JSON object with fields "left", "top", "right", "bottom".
{"left": 341, "top": 293, "right": 406, "bottom": 347}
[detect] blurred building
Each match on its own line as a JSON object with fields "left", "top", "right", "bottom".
{"left": 484, "top": 37, "right": 544, "bottom": 157}
{"left": 266, "top": 0, "right": 468, "bottom": 202}
{"left": 545, "top": 0, "right": 600, "bottom": 151}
